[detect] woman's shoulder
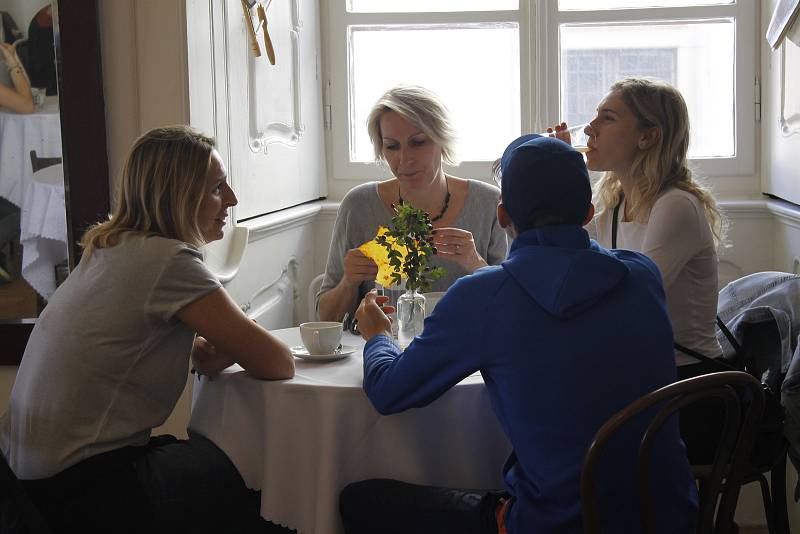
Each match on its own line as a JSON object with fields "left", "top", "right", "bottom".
{"left": 338, "top": 181, "right": 382, "bottom": 212}
{"left": 465, "top": 178, "right": 500, "bottom": 195}
{"left": 654, "top": 188, "right": 705, "bottom": 216}
{"left": 341, "top": 181, "right": 379, "bottom": 202}
{"left": 111, "top": 233, "right": 203, "bottom": 262}
{"left": 464, "top": 178, "right": 501, "bottom": 205}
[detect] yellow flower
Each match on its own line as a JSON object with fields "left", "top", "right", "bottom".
{"left": 358, "top": 227, "right": 409, "bottom": 288}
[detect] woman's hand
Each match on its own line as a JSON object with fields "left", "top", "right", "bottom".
{"left": 432, "top": 227, "right": 487, "bottom": 273}
{"left": 191, "top": 336, "right": 235, "bottom": 377}
{"left": 547, "top": 122, "right": 573, "bottom": 145}
{"left": 0, "top": 43, "right": 16, "bottom": 65}
{"left": 178, "top": 288, "right": 294, "bottom": 380}
{"left": 341, "top": 248, "right": 378, "bottom": 288}
{"left": 355, "top": 290, "right": 394, "bottom": 341}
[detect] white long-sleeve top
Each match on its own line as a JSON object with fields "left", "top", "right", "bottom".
{"left": 588, "top": 188, "right": 722, "bottom": 366}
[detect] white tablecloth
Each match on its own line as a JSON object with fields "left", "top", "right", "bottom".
{"left": 0, "top": 98, "right": 64, "bottom": 299}
{"left": 0, "top": 96, "right": 62, "bottom": 208}
{"left": 189, "top": 328, "right": 512, "bottom": 534}
{"left": 20, "top": 164, "right": 66, "bottom": 300}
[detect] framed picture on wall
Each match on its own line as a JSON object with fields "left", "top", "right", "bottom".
{"left": 767, "top": 0, "right": 800, "bottom": 50}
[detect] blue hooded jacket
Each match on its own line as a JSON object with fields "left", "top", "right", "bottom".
{"left": 362, "top": 225, "right": 698, "bottom": 533}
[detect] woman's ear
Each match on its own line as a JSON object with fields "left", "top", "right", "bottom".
{"left": 582, "top": 203, "right": 596, "bottom": 226}
{"left": 497, "top": 201, "right": 512, "bottom": 229}
{"left": 638, "top": 126, "right": 660, "bottom": 150}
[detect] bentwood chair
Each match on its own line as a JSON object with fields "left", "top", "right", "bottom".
{"left": 0, "top": 197, "right": 19, "bottom": 282}
{"left": 29, "top": 151, "right": 62, "bottom": 174}
{"left": 581, "top": 371, "right": 764, "bottom": 534}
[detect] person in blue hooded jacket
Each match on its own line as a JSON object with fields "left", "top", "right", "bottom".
{"left": 339, "top": 134, "right": 698, "bottom": 534}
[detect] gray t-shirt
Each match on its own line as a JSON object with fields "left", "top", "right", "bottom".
{"left": 318, "top": 180, "right": 508, "bottom": 310}
{"left": 0, "top": 234, "right": 221, "bottom": 479}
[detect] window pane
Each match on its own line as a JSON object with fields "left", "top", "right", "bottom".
{"left": 349, "top": 24, "right": 521, "bottom": 162}
{"left": 559, "top": 0, "right": 732, "bottom": 10}
{"left": 348, "top": 1, "right": 517, "bottom": 13}
{"left": 560, "top": 20, "right": 735, "bottom": 158}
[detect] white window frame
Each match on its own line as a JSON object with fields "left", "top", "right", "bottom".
{"left": 322, "top": 0, "right": 757, "bottom": 183}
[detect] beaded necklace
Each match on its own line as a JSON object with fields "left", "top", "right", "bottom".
{"left": 398, "top": 177, "right": 451, "bottom": 222}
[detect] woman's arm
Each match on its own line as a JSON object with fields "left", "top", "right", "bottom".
{"left": 0, "top": 43, "right": 33, "bottom": 113}
{"left": 640, "top": 192, "right": 708, "bottom": 289}
{"left": 317, "top": 187, "right": 381, "bottom": 321}
{"left": 177, "top": 288, "right": 294, "bottom": 380}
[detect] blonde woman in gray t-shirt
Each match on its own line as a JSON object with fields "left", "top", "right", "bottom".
{"left": 0, "top": 126, "right": 294, "bottom": 533}
{"left": 318, "top": 85, "right": 508, "bottom": 322}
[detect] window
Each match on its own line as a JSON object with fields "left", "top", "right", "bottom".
{"left": 348, "top": 23, "right": 521, "bottom": 163}
{"left": 563, "top": 48, "right": 678, "bottom": 126}
{"left": 323, "top": 0, "right": 756, "bottom": 182}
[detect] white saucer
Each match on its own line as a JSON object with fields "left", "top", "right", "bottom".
{"left": 291, "top": 345, "right": 358, "bottom": 362}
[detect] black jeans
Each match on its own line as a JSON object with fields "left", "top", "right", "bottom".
{"left": 21, "top": 432, "right": 292, "bottom": 534}
{"left": 339, "top": 478, "right": 506, "bottom": 534}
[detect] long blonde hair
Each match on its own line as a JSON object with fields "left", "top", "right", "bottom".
{"left": 594, "top": 77, "right": 726, "bottom": 245}
{"left": 81, "top": 125, "right": 216, "bottom": 256}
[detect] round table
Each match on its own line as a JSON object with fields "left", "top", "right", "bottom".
{"left": 189, "top": 327, "right": 512, "bottom": 534}
{"left": 0, "top": 96, "right": 62, "bottom": 208}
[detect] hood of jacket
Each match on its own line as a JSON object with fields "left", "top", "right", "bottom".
{"left": 501, "top": 226, "right": 630, "bottom": 319}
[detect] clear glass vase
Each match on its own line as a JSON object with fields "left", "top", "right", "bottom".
{"left": 396, "top": 289, "right": 426, "bottom": 349}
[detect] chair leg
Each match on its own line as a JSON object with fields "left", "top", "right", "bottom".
{"left": 770, "top": 453, "right": 789, "bottom": 534}
{"left": 755, "top": 474, "right": 776, "bottom": 534}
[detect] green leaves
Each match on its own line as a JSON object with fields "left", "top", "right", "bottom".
{"left": 379, "top": 202, "right": 446, "bottom": 293}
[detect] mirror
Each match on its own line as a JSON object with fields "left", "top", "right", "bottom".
{"left": 0, "top": 3, "right": 60, "bottom": 320}
{"left": 0, "top": 0, "right": 109, "bottom": 364}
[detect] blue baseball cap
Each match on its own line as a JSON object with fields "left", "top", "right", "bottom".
{"left": 499, "top": 134, "right": 591, "bottom": 231}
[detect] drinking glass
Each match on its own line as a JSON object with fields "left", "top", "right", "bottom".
{"left": 539, "top": 123, "right": 590, "bottom": 153}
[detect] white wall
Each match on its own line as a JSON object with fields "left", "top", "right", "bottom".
{"left": 762, "top": 0, "right": 800, "bottom": 206}
{"left": 97, "top": 0, "right": 190, "bottom": 199}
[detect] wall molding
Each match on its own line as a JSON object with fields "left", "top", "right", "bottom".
{"left": 765, "top": 198, "right": 800, "bottom": 230}
{"left": 242, "top": 201, "right": 338, "bottom": 243}
{"left": 241, "top": 196, "right": 800, "bottom": 242}
{"left": 718, "top": 199, "right": 771, "bottom": 219}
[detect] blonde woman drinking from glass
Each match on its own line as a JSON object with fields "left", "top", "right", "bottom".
{"left": 557, "top": 77, "right": 725, "bottom": 374}
{"left": 556, "top": 78, "right": 727, "bottom": 464}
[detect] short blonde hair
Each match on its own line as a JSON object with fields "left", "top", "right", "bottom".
{"left": 81, "top": 125, "right": 216, "bottom": 256}
{"left": 594, "top": 77, "right": 726, "bottom": 245}
{"left": 366, "top": 85, "right": 458, "bottom": 166}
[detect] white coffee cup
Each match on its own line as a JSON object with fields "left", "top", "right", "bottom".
{"left": 300, "top": 321, "right": 343, "bottom": 355}
{"left": 31, "top": 87, "right": 46, "bottom": 109}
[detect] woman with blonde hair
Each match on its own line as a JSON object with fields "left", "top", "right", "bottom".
{"left": 558, "top": 77, "right": 725, "bottom": 374}
{"left": 0, "top": 125, "right": 294, "bottom": 533}
{"left": 557, "top": 78, "right": 726, "bottom": 464}
{"left": 0, "top": 42, "right": 33, "bottom": 113}
{"left": 318, "top": 85, "right": 508, "bottom": 322}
